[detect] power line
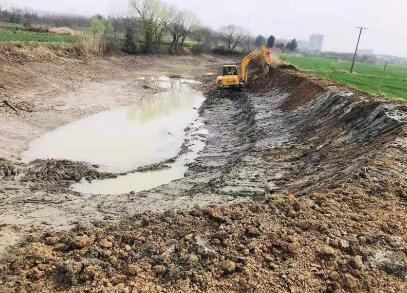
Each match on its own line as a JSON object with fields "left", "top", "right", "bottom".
{"left": 350, "top": 26, "right": 368, "bottom": 73}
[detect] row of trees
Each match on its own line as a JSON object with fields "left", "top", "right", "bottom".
{"left": 0, "top": 6, "right": 91, "bottom": 29}
{"left": 0, "top": 0, "right": 299, "bottom": 55}
{"left": 128, "top": 0, "right": 283, "bottom": 55}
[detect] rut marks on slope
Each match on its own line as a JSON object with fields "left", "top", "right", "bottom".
{"left": 258, "top": 69, "right": 407, "bottom": 198}
{"left": 195, "top": 87, "right": 299, "bottom": 197}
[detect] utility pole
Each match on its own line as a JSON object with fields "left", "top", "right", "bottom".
{"left": 350, "top": 27, "right": 367, "bottom": 73}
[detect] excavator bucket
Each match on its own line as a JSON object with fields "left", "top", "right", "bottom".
{"left": 245, "top": 49, "right": 272, "bottom": 84}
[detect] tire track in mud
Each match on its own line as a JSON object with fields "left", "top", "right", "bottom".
{"left": 198, "top": 89, "right": 296, "bottom": 197}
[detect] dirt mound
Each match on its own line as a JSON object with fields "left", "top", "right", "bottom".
{"left": 0, "top": 42, "right": 91, "bottom": 64}
{"left": 21, "top": 160, "right": 115, "bottom": 191}
{"left": 0, "top": 196, "right": 405, "bottom": 292}
{"left": 48, "top": 27, "right": 81, "bottom": 36}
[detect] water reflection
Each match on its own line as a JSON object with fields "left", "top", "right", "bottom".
{"left": 71, "top": 120, "right": 207, "bottom": 195}
{"left": 127, "top": 78, "right": 198, "bottom": 123}
{"left": 23, "top": 77, "right": 205, "bottom": 174}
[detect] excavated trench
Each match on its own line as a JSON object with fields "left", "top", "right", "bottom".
{"left": 1, "top": 68, "right": 406, "bottom": 218}
{"left": 1, "top": 66, "right": 406, "bottom": 292}
{"left": 128, "top": 67, "right": 407, "bottom": 202}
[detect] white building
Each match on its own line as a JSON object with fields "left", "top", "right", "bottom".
{"left": 309, "top": 34, "right": 324, "bottom": 52}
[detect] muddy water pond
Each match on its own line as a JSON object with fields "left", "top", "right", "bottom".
{"left": 23, "top": 77, "right": 206, "bottom": 195}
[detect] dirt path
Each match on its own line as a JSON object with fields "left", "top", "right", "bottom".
{"left": 0, "top": 53, "right": 406, "bottom": 292}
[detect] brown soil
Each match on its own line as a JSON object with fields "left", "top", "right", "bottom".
{"left": 0, "top": 47, "right": 237, "bottom": 253}
{"left": 48, "top": 27, "right": 81, "bottom": 36}
{"left": 0, "top": 46, "right": 406, "bottom": 292}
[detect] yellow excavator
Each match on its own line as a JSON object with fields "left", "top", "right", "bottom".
{"left": 216, "top": 46, "right": 273, "bottom": 89}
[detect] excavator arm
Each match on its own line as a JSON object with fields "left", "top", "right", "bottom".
{"left": 240, "top": 46, "right": 273, "bottom": 83}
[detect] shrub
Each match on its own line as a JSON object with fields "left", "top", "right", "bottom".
{"left": 122, "top": 39, "right": 139, "bottom": 54}
{"left": 212, "top": 45, "right": 230, "bottom": 55}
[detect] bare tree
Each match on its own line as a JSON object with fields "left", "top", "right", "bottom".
{"left": 167, "top": 7, "right": 184, "bottom": 54}
{"left": 167, "top": 8, "right": 198, "bottom": 54}
{"left": 276, "top": 42, "right": 285, "bottom": 51}
{"left": 191, "top": 26, "right": 212, "bottom": 48}
{"left": 255, "top": 35, "right": 266, "bottom": 47}
{"left": 129, "top": 0, "right": 168, "bottom": 53}
{"left": 152, "top": 4, "right": 168, "bottom": 51}
{"left": 242, "top": 35, "right": 256, "bottom": 53}
{"left": 210, "top": 31, "right": 223, "bottom": 48}
{"left": 22, "top": 8, "right": 35, "bottom": 28}
{"left": 179, "top": 11, "right": 198, "bottom": 47}
{"left": 108, "top": 0, "right": 129, "bottom": 39}
{"left": 221, "top": 25, "right": 246, "bottom": 53}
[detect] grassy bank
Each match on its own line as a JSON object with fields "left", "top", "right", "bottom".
{"left": 280, "top": 54, "right": 407, "bottom": 100}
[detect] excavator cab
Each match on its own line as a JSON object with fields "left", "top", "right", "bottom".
{"left": 216, "top": 65, "right": 242, "bottom": 89}
{"left": 223, "top": 65, "right": 238, "bottom": 76}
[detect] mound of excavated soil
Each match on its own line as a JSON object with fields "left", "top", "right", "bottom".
{"left": 0, "top": 68, "right": 406, "bottom": 292}
{"left": 0, "top": 42, "right": 91, "bottom": 64}
{"left": 48, "top": 27, "right": 81, "bottom": 36}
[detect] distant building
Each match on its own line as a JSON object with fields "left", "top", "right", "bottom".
{"left": 296, "top": 34, "right": 324, "bottom": 53}
{"left": 309, "top": 34, "right": 324, "bottom": 52}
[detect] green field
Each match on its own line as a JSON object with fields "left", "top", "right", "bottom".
{"left": 0, "top": 30, "right": 78, "bottom": 43}
{"left": 0, "top": 23, "right": 79, "bottom": 43}
{"left": 280, "top": 54, "right": 407, "bottom": 100}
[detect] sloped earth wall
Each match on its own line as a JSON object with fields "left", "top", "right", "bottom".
{"left": 0, "top": 68, "right": 406, "bottom": 292}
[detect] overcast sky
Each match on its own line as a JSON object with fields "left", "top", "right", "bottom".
{"left": 6, "top": 0, "right": 407, "bottom": 57}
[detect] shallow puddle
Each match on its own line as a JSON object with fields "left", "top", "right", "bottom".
{"left": 23, "top": 77, "right": 206, "bottom": 194}
{"left": 72, "top": 124, "right": 207, "bottom": 195}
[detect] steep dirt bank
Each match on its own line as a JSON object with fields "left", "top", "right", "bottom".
{"left": 254, "top": 69, "right": 406, "bottom": 198}
{"left": 0, "top": 65, "right": 405, "bottom": 292}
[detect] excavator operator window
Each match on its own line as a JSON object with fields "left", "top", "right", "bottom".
{"left": 223, "top": 66, "right": 237, "bottom": 76}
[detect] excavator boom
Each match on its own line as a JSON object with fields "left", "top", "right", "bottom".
{"left": 241, "top": 47, "right": 273, "bottom": 83}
